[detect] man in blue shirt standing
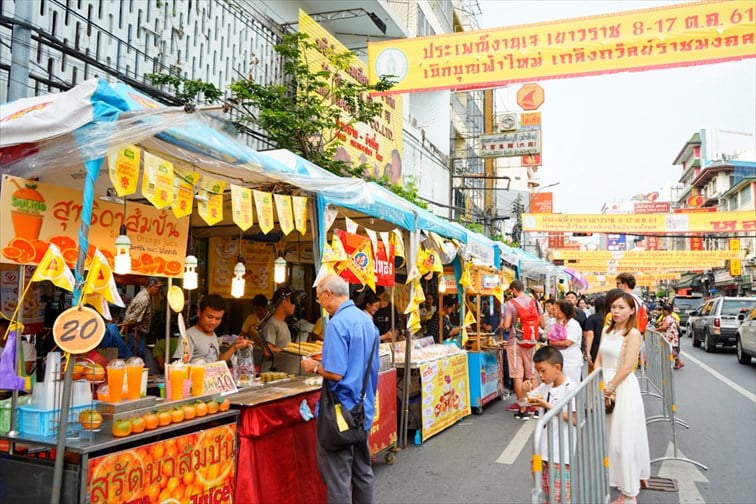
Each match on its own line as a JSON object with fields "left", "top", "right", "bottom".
{"left": 302, "top": 274, "right": 379, "bottom": 504}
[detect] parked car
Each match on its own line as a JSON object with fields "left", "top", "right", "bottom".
{"left": 691, "top": 296, "right": 756, "bottom": 352}
{"left": 736, "top": 305, "right": 756, "bottom": 365}
{"left": 671, "top": 295, "right": 705, "bottom": 336}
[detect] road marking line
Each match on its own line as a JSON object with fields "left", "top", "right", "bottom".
{"left": 657, "top": 441, "right": 708, "bottom": 504}
{"left": 496, "top": 420, "right": 536, "bottom": 464}
{"left": 681, "top": 350, "right": 756, "bottom": 403}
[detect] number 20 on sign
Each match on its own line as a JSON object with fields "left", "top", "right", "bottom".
{"left": 53, "top": 306, "right": 106, "bottom": 354}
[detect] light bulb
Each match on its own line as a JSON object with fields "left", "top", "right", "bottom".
{"left": 438, "top": 277, "right": 447, "bottom": 293}
{"left": 183, "top": 254, "right": 198, "bottom": 290}
{"left": 274, "top": 255, "right": 287, "bottom": 284}
{"left": 231, "top": 259, "right": 246, "bottom": 298}
{"left": 113, "top": 225, "right": 132, "bottom": 275}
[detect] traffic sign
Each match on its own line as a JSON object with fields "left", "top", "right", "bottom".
{"left": 517, "top": 83, "right": 544, "bottom": 110}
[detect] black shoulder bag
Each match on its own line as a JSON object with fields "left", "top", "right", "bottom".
{"left": 317, "top": 338, "right": 377, "bottom": 451}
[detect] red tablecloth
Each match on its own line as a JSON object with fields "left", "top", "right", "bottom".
{"left": 235, "top": 390, "right": 327, "bottom": 504}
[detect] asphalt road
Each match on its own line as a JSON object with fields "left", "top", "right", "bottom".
{"left": 373, "top": 340, "right": 756, "bottom": 504}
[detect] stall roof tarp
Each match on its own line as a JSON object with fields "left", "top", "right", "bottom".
{"left": 415, "top": 207, "right": 468, "bottom": 243}
{"left": 0, "top": 79, "right": 369, "bottom": 202}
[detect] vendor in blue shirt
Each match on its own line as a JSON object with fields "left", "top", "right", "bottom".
{"left": 481, "top": 297, "right": 504, "bottom": 341}
{"left": 302, "top": 274, "right": 379, "bottom": 504}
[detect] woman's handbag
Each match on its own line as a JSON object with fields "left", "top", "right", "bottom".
{"left": 605, "top": 335, "right": 627, "bottom": 415}
{"left": 316, "top": 339, "right": 377, "bottom": 451}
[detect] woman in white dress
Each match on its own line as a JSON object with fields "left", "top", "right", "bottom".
{"left": 594, "top": 292, "right": 650, "bottom": 504}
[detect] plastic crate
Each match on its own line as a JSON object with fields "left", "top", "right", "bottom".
{"left": 17, "top": 403, "right": 93, "bottom": 437}
{"left": 0, "top": 396, "right": 32, "bottom": 434}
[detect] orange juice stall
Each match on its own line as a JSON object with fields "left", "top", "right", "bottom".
{"left": 0, "top": 79, "right": 357, "bottom": 503}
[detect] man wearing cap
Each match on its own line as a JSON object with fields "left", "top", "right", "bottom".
{"left": 261, "top": 287, "right": 296, "bottom": 355}
{"left": 121, "top": 277, "right": 163, "bottom": 357}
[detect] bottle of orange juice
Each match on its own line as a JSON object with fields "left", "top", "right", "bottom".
{"left": 189, "top": 358, "right": 206, "bottom": 397}
{"left": 168, "top": 362, "right": 187, "bottom": 401}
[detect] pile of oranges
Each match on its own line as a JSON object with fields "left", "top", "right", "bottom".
{"left": 111, "top": 397, "right": 231, "bottom": 438}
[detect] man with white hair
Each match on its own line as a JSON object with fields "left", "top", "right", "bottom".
{"left": 302, "top": 274, "right": 380, "bottom": 504}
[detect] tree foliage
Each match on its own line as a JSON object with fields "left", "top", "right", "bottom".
{"left": 227, "top": 32, "right": 394, "bottom": 179}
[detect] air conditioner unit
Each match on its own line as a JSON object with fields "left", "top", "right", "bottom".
{"left": 499, "top": 113, "right": 518, "bottom": 131}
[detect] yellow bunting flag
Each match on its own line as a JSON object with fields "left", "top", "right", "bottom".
{"left": 459, "top": 262, "right": 473, "bottom": 291}
{"left": 141, "top": 151, "right": 174, "bottom": 209}
{"left": 108, "top": 144, "right": 140, "bottom": 196}
{"left": 172, "top": 167, "right": 199, "bottom": 219}
{"left": 230, "top": 184, "right": 254, "bottom": 231}
{"left": 407, "top": 279, "right": 426, "bottom": 313}
{"left": 30, "top": 243, "right": 74, "bottom": 292}
{"left": 197, "top": 177, "right": 226, "bottom": 226}
{"left": 82, "top": 249, "right": 125, "bottom": 309}
{"left": 321, "top": 241, "right": 338, "bottom": 264}
{"left": 407, "top": 310, "right": 422, "bottom": 335}
{"left": 391, "top": 230, "right": 405, "bottom": 268}
{"left": 274, "top": 194, "right": 295, "bottom": 236}
{"left": 330, "top": 234, "right": 349, "bottom": 263}
{"left": 253, "top": 190, "right": 275, "bottom": 234}
{"left": 463, "top": 308, "right": 476, "bottom": 327}
{"left": 292, "top": 196, "right": 308, "bottom": 235}
{"left": 84, "top": 292, "right": 113, "bottom": 321}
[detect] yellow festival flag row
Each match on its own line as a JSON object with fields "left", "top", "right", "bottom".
{"left": 524, "top": 210, "right": 756, "bottom": 234}
{"left": 550, "top": 249, "right": 741, "bottom": 261}
{"left": 107, "top": 144, "right": 308, "bottom": 233}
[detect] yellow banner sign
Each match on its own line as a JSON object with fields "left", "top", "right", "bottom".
{"left": 230, "top": 184, "right": 254, "bottom": 231}
{"left": 172, "top": 167, "right": 199, "bottom": 219}
{"left": 419, "top": 353, "right": 471, "bottom": 442}
{"left": 570, "top": 258, "right": 725, "bottom": 268}
{"left": 368, "top": 1, "right": 756, "bottom": 94}
{"left": 274, "top": 194, "right": 294, "bottom": 236}
{"left": 292, "top": 195, "right": 308, "bottom": 235}
{"left": 107, "top": 145, "right": 140, "bottom": 196}
{"left": 299, "top": 10, "right": 404, "bottom": 183}
{"left": 197, "top": 177, "right": 226, "bottom": 226}
{"left": 0, "top": 175, "right": 189, "bottom": 276}
{"left": 141, "top": 151, "right": 174, "bottom": 209}
{"left": 253, "top": 190, "right": 275, "bottom": 234}
{"left": 551, "top": 249, "right": 741, "bottom": 261}
{"left": 524, "top": 210, "right": 756, "bottom": 233}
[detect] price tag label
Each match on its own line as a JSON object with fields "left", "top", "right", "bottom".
{"left": 53, "top": 306, "right": 105, "bottom": 354}
{"left": 202, "top": 361, "right": 238, "bottom": 395}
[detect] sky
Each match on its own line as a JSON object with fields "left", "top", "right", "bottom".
{"left": 477, "top": 0, "right": 756, "bottom": 214}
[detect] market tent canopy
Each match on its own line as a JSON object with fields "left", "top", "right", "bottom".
{"left": 0, "top": 79, "right": 366, "bottom": 201}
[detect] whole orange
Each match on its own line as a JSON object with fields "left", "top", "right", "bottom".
{"left": 143, "top": 413, "right": 159, "bottom": 430}
{"left": 206, "top": 400, "right": 219, "bottom": 415}
{"left": 111, "top": 419, "right": 132, "bottom": 438}
{"left": 170, "top": 408, "right": 185, "bottom": 423}
{"left": 194, "top": 402, "right": 208, "bottom": 417}
{"left": 130, "top": 416, "right": 146, "bottom": 434}
{"left": 157, "top": 411, "right": 172, "bottom": 427}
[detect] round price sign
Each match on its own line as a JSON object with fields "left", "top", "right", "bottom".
{"left": 53, "top": 306, "right": 105, "bottom": 354}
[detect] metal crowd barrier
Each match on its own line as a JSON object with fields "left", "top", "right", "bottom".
{"left": 531, "top": 369, "right": 610, "bottom": 504}
{"left": 643, "top": 330, "right": 707, "bottom": 471}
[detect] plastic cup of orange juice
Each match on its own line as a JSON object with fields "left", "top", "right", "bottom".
{"left": 169, "top": 363, "right": 187, "bottom": 401}
{"left": 189, "top": 358, "right": 206, "bottom": 397}
{"left": 106, "top": 359, "right": 126, "bottom": 403}
{"left": 125, "top": 357, "right": 144, "bottom": 400}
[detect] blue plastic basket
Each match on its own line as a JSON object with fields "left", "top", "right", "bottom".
{"left": 18, "top": 403, "right": 93, "bottom": 437}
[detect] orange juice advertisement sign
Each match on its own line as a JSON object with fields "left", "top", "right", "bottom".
{"left": 419, "top": 354, "right": 471, "bottom": 442}
{"left": 87, "top": 424, "right": 236, "bottom": 503}
{"left": 0, "top": 175, "right": 189, "bottom": 276}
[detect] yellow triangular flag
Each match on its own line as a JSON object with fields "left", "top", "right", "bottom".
{"left": 391, "top": 230, "right": 405, "bottom": 268}
{"left": 82, "top": 249, "right": 125, "bottom": 307}
{"left": 30, "top": 243, "right": 75, "bottom": 292}
{"left": 292, "top": 196, "right": 308, "bottom": 235}
{"left": 84, "top": 293, "right": 112, "bottom": 320}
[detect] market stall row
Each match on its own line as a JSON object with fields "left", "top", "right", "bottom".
{"left": 0, "top": 78, "right": 565, "bottom": 502}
